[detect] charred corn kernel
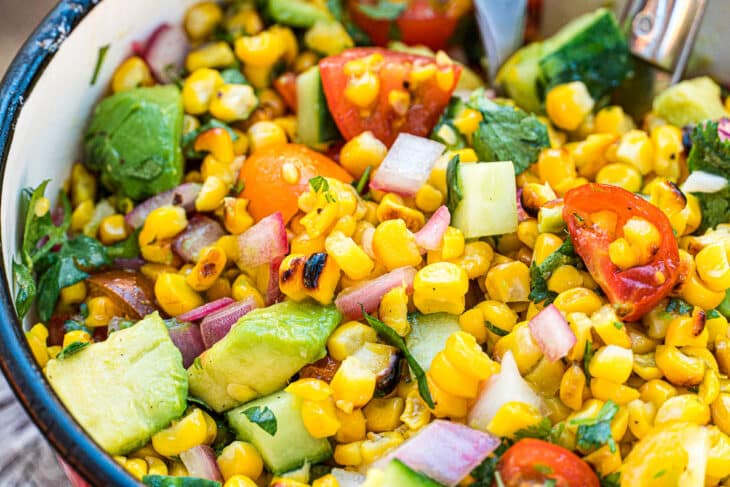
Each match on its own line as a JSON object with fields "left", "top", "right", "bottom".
{"left": 590, "top": 377, "right": 640, "bottom": 405}
{"left": 400, "top": 390, "right": 430, "bottom": 430}
{"left": 589, "top": 345, "right": 634, "bottom": 383}
{"left": 459, "top": 308, "right": 487, "bottom": 344}
{"left": 334, "top": 408, "right": 366, "bottom": 443}
{"left": 301, "top": 398, "right": 341, "bottom": 438}
{"left": 594, "top": 106, "right": 634, "bottom": 135}
{"left": 612, "top": 129, "right": 655, "bottom": 175}
{"left": 169, "top": 460, "right": 188, "bottom": 477}
{"left": 184, "top": 1, "right": 222, "bottom": 40}
{"left": 546, "top": 264, "right": 583, "bottom": 294}
{"left": 484, "top": 261, "right": 530, "bottom": 303}
{"left": 278, "top": 254, "right": 309, "bottom": 301}
{"left": 414, "top": 262, "right": 469, "bottom": 315}
{"left": 297, "top": 252, "right": 340, "bottom": 305}
{"left": 655, "top": 344, "right": 705, "bottom": 386}
{"left": 327, "top": 321, "right": 377, "bottom": 361}
{"left": 248, "top": 120, "right": 287, "bottom": 153}
{"left": 195, "top": 176, "right": 228, "bottom": 213}
{"left": 682, "top": 268, "right": 726, "bottom": 310}
{"left": 665, "top": 309, "right": 708, "bottom": 348}
{"left": 124, "top": 458, "right": 148, "bottom": 480}
{"left": 60, "top": 281, "right": 87, "bottom": 306}
{"left": 560, "top": 364, "right": 587, "bottom": 410}
{"left": 186, "top": 42, "right": 235, "bottom": 72}
{"left": 426, "top": 374, "right": 468, "bottom": 418}
{"left": 545, "top": 81, "right": 594, "bottom": 131}
{"left": 453, "top": 108, "right": 482, "bottom": 135}
{"left": 378, "top": 286, "right": 409, "bottom": 336}
{"left": 85, "top": 296, "right": 123, "bottom": 327}
{"left": 331, "top": 356, "right": 377, "bottom": 413}
{"left": 209, "top": 84, "right": 258, "bottom": 123}
{"left": 553, "top": 288, "right": 603, "bottom": 315}
{"left": 633, "top": 352, "right": 663, "bottom": 380}
{"left": 286, "top": 378, "right": 332, "bottom": 401}
{"left": 139, "top": 206, "right": 187, "bottom": 246}
{"left": 363, "top": 397, "right": 404, "bottom": 432}
{"left": 98, "top": 214, "right": 129, "bottom": 245}
{"left": 155, "top": 272, "right": 204, "bottom": 317}
{"left": 62, "top": 329, "right": 90, "bottom": 350}
{"left": 487, "top": 402, "right": 543, "bottom": 438}
{"left": 325, "top": 231, "right": 374, "bottom": 281}
{"left": 345, "top": 71, "right": 380, "bottom": 108}
{"left": 532, "top": 233, "right": 563, "bottom": 265}
{"left": 654, "top": 394, "right": 710, "bottom": 426}
{"left": 152, "top": 409, "right": 208, "bottom": 457}
{"left": 372, "top": 219, "right": 421, "bottom": 270}
{"left": 334, "top": 441, "right": 363, "bottom": 466}
{"left": 223, "top": 476, "right": 257, "bottom": 487}
{"left": 222, "top": 197, "right": 254, "bottom": 235}
{"left": 696, "top": 242, "right": 730, "bottom": 292}
{"left": 234, "top": 30, "right": 284, "bottom": 67}
{"left": 340, "top": 131, "right": 387, "bottom": 179}
{"left": 231, "top": 274, "right": 264, "bottom": 307}
{"left": 595, "top": 163, "right": 643, "bottom": 193}
{"left": 700, "top": 368, "right": 721, "bottom": 404}
{"left": 376, "top": 194, "right": 425, "bottom": 232}
{"left": 71, "top": 200, "right": 94, "bottom": 232}
{"left": 493, "top": 322, "right": 543, "bottom": 373}
{"left": 186, "top": 245, "right": 227, "bottom": 291}
{"left": 608, "top": 217, "right": 661, "bottom": 271}
{"left": 112, "top": 56, "right": 153, "bottom": 93}
{"left": 360, "top": 431, "right": 404, "bottom": 464}
{"left": 537, "top": 148, "right": 577, "bottom": 190}
{"left": 183, "top": 68, "right": 224, "bottom": 115}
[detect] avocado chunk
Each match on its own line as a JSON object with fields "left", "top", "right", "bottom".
{"left": 377, "top": 459, "right": 444, "bottom": 487}
{"left": 496, "top": 42, "right": 543, "bottom": 114}
{"left": 84, "top": 85, "right": 184, "bottom": 201}
{"left": 227, "top": 391, "right": 332, "bottom": 474}
{"left": 268, "top": 0, "right": 332, "bottom": 28}
{"left": 46, "top": 313, "right": 187, "bottom": 455}
{"left": 653, "top": 76, "right": 728, "bottom": 127}
{"left": 188, "top": 301, "right": 342, "bottom": 412}
{"left": 405, "top": 313, "right": 461, "bottom": 377}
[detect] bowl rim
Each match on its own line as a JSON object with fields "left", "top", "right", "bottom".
{"left": 0, "top": 1, "right": 141, "bottom": 485}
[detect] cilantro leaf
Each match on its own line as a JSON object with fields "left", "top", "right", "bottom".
{"left": 583, "top": 341, "right": 595, "bottom": 384}
{"left": 182, "top": 119, "right": 239, "bottom": 159}
{"left": 445, "top": 155, "right": 463, "bottom": 214}
{"left": 142, "top": 475, "right": 222, "bottom": 487}
{"left": 666, "top": 297, "right": 693, "bottom": 315}
{"left": 708, "top": 309, "right": 721, "bottom": 319}
{"left": 13, "top": 260, "right": 35, "bottom": 319}
{"left": 469, "top": 90, "right": 550, "bottom": 174}
{"left": 571, "top": 400, "right": 619, "bottom": 453}
{"left": 469, "top": 439, "right": 512, "bottom": 486}
{"left": 56, "top": 341, "right": 90, "bottom": 360}
{"left": 90, "top": 44, "right": 110, "bottom": 86}
{"left": 694, "top": 187, "right": 730, "bottom": 233}
{"left": 243, "top": 406, "right": 277, "bottom": 436}
{"left": 106, "top": 228, "right": 141, "bottom": 259}
{"left": 600, "top": 472, "right": 620, "bottom": 487}
{"left": 358, "top": 0, "right": 406, "bottom": 20}
{"left": 485, "top": 321, "right": 508, "bottom": 337}
{"left": 688, "top": 119, "right": 730, "bottom": 180}
{"left": 352, "top": 166, "right": 372, "bottom": 195}
{"left": 513, "top": 417, "right": 565, "bottom": 444}
{"left": 529, "top": 236, "right": 578, "bottom": 303}
{"left": 362, "top": 308, "right": 434, "bottom": 408}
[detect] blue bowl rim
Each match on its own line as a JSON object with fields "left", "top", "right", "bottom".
{"left": 0, "top": 1, "right": 141, "bottom": 485}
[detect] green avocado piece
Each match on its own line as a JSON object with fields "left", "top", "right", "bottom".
{"left": 268, "top": 0, "right": 332, "bottom": 28}
{"left": 496, "top": 42, "right": 543, "bottom": 114}
{"left": 188, "top": 301, "right": 342, "bottom": 412}
{"left": 227, "top": 391, "right": 332, "bottom": 474}
{"left": 46, "top": 313, "right": 187, "bottom": 455}
{"left": 142, "top": 475, "right": 221, "bottom": 487}
{"left": 653, "top": 76, "right": 728, "bottom": 127}
{"left": 84, "top": 85, "right": 184, "bottom": 201}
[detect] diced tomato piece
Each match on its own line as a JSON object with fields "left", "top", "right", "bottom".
{"left": 273, "top": 72, "right": 298, "bottom": 112}
{"left": 498, "top": 439, "right": 600, "bottom": 487}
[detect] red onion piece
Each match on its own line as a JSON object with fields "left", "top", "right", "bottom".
{"left": 236, "top": 212, "right": 288, "bottom": 268}
{"left": 372, "top": 420, "right": 499, "bottom": 486}
{"left": 266, "top": 257, "right": 285, "bottom": 306}
{"left": 125, "top": 182, "right": 201, "bottom": 229}
{"left": 177, "top": 297, "right": 235, "bottom": 322}
{"left": 528, "top": 304, "right": 576, "bottom": 362}
{"left": 140, "top": 24, "right": 189, "bottom": 84}
{"left": 719, "top": 118, "right": 730, "bottom": 142}
{"left": 361, "top": 226, "right": 375, "bottom": 259}
{"left": 200, "top": 297, "right": 259, "bottom": 348}
{"left": 370, "top": 134, "right": 445, "bottom": 197}
{"left": 414, "top": 205, "right": 450, "bottom": 251}
{"left": 516, "top": 188, "right": 531, "bottom": 222}
{"left": 179, "top": 445, "right": 223, "bottom": 482}
{"left": 167, "top": 320, "right": 206, "bottom": 368}
{"left": 113, "top": 257, "right": 145, "bottom": 270}
{"left": 173, "top": 215, "right": 226, "bottom": 262}
{"left": 335, "top": 266, "right": 417, "bottom": 320}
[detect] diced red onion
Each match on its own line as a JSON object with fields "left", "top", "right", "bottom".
{"left": 681, "top": 170, "right": 729, "bottom": 193}
{"left": 113, "top": 257, "right": 145, "bottom": 270}
{"left": 200, "top": 297, "right": 258, "bottom": 348}
{"left": 125, "top": 182, "right": 201, "bottom": 229}
{"left": 179, "top": 445, "right": 223, "bottom": 482}
{"left": 516, "top": 189, "right": 531, "bottom": 222}
{"left": 719, "top": 118, "right": 730, "bottom": 142}
{"left": 138, "top": 24, "right": 189, "bottom": 84}
{"left": 369, "top": 134, "right": 445, "bottom": 197}
{"left": 335, "top": 266, "right": 417, "bottom": 320}
{"left": 528, "top": 304, "right": 576, "bottom": 362}
{"left": 167, "top": 321, "right": 206, "bottom": 368}
{"left": 236, "top": 212, "right": 288, "bottom": 268}
{"left": 173, "top": 215, "right": 226, "bottom": 262}
{"left": 371, "top": 420, "right": 499, "bottom": 486}
{"left": 415, "top": 205, "right": 450, "bottom": 251}
{"left": 468, "top": 351, "right": 544, "bottom": 432}
{"left": 176, "top": 297, "right": 234, "bottom": 322}
{"left": 266, "top": 257, "right": 285, "bottom": 305}
{"left": 361, "top": 226, "right": 375, "bottom": 259}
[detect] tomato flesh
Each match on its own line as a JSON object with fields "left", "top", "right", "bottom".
{"left": 238, "top": 144, "right": 353, "bottom": 223}
{"left": 498, "top": 439, "right": 600, "bottom": 487}
{"left": 563, "top": 183, "right": 680, "bottom": 321}
{"left": 319, "top": 47, "right": 461, "bottom": 146}
{"left": 273, "top": 72, "right": 298, "bottom": 112}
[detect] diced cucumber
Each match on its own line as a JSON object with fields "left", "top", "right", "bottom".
{"left": 226, "top": 391, "right": 332, "bottom": 474}
{"left": 452, "top": 161, "right": 518, "bottom": 238}
{"left": 268, "top": 0, "right": 332, "bottom": 28}
{"left": 380, "top": 460, "right": 444, "bottom": 487}
{"left": 297, "top": 66, "right": 340, "bottom": 147}
{"left": 406, "top": 313, "right": 461, "bottom": 376}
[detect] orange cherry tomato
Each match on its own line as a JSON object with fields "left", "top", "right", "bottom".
{"left": 498, "top": 439, "right": 600, "bottom": 487}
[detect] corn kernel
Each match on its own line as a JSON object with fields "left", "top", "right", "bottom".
{"left": 655, "top": 344, "right": 705, "bottom": 386}
{"left": 325, "top": 230, "right": 375, "bottom": 281}
{"left": 85, "top": 296, "right": 123, "bottom": 328}
{"left": 345, "top": 71, "right": 380, "bottom": 108}
{"left": 487, "top": 401, "right": 543, "bottom": 437}
{"left": 654, "top": 394, "right": 710, "bottom": 426}
{"left": 331, "top": 356, "right": 377, "bottom": 413}
{"left": 139, "top": 206, "right": 188, "bottom": 246}
{"left": 545, "top": 81, "right": 594, "bottom": 131}
{"left": 183, "top": 68, "right": 225, "bottom": 115}
{"left": 60, "top": 281, "right": 87, "bottom": 306}
{"left": 560, "top": 364, "right": 586, "bottom": 410}
{"left": 334, "top": 408, "right": 367, "bottom": 443}
{"left": 414, "top": 262, "right": 469, "bottom": 315}
{"left": 151, "top": 408, "right": 208, "bottom": 457}
{"left": 302, "top": 398, "right": 341, "bottom": 438}
{"left": 112, "top": 56, "right": 153, "bottom": 93}
{"left": 333, "top": 442, "right": 363, "bottom": 466}
{"left": 210, "top": 83, "right": 258, "bottom": 123}
{"left": 363, "top": 397, "right": 405, "bottom": 432}
{"left": 372, "top": 219, "right": 421, "bottom": 270}
{"left": 223, "top": 476, "right": 258, "bottom": 487}
{"left": 484, "top": 261, "right": 530, "bottom": 303}
{"left": 155, "top": 272, "right": 204, "bottom": 317}
{"left": 553, "top": 288, "right": 603, "bottom": 315}
{"left": 651, "top": 124, "right": 683, "bottom": 180}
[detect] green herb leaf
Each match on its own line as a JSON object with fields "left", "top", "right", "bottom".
{"left": 529, "top": 236, "right": 578, "bottom": 303}
{"left": 187, "top": 396, "right": 214, "bottom": 412}
{"left": 583, "top": 341, "right": 595, "bottom": 384}
{"left": 13, "top": 260, "right": 35, "bottom": 319}
{"left": 485, "top": 321, "right": 509, "bottom": 337}
{"left": 613, "top": 321, "right": 623, "bottom": 329}
{"left": 362, "top": 307, "right": 434, "bottom": 408}
{"left": 513, "top": 417, "right": 564, "bottom": 444}
{"left": 468, "top": 439, "right": 512, "bottom": 486}
{"left": 220, "top": 68, "right": 248, "bottom": 85}
{"left": 600, "top": 472, "right": 621, "bottom": 487}
{"left": 309, "top": 176, "right": 335, "bottom": 203}
{"left": 666, "top": 298, "right": 693, "bottom": 316}
{"left": 243, "top": 405, "right": 277, "bottom": 436}
{"left": 469, "top": 90, "right": 550, "bottom": 174}
{"left": 106, "top": 228, "right": 141, "bottom": 259}
{"left": 90, "top": 44, "right": 110, "bottom": 86}
{"left": 353, "top": 166, "right": 372, "bottom": 195}
{"left": 544, "top": 480, "right": 556, "bottom": 487}
{"left": 445, "top": 155, "right": 463, "bottom": 214}
{"left": 708, "top": 309, "right": 721, "bottom": 319}
{"left": 571, "top": 400, "right": 619, "bottom": 453}
{"left": 182, "top": 119, "right": 239, "bottom": 159}
{"left": 142, "top": 474, "right": 222, "bottom": 487}
{"left": 57, "top": 341, "right": 90, "bottom": 360}
{"left": 494, "top": 471, "right": 506, "bottom": 487}
{"left": 358, "top": 0, "right": 406, "bottom": 20}
{"left": 64, "top": 319, "right": 91, "bottom": 335}
{"left": 688, "top": 120, "right": 730, "bottom": 180}
{"left": 694, "top": 187, "right": 730, "bottom": 233}
{"left": 653, "top": 469, "right": 666, "bottom": 478}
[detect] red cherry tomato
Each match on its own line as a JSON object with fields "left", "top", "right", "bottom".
{"left": 498, "top": 439, "right": 600, "bottom": 487}
{"left": 273, "top": 72, "right": 298, "bottom": 112}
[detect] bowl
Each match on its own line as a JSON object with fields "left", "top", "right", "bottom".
{"left": 0, "top": 1, "right": 196, "bottom": 484}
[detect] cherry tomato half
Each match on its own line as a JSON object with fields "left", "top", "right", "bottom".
{"left": 273, "top": 72, "right": 298, "bottom": 112}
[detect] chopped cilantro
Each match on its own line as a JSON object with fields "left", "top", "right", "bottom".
{"left": 708, "top": 309, "right": 721, "bottom": 319}
{"left": 513, "top": 417, "right": 564, "bottom": 444}
{"left": 309, "top": 176, "right": 335, "bottom": 203}
{"left": 653, "top": 469, "right": 666, "bottom": 478}
{"left": 666, "top": 298, "right": 693, "bottom": 315}
{"left": 56, "top": 341, "right": 90, "bottom": 360}
{"left": 529, "top": 236, "right": 578, "bottom": 304}
{"left": 583, "top": 341, "right": 595, "bottom": 384}
{"left": 534, "top": 464, "right": 553, "bottom": 475}
{"left": 90, "top": 44, "right": 110, "bottom": 86}
{"left": 613, "top": 321, "right": 623, "bottom": 329}
{"left": 485, "top": 321, "right": 509, "bottom": 337}
{"left": 353, "top": 166, "right": 372, "bottom": 195}
{"left": 686, "top": 120, "right": 730, "bottom": 231}
{"left": 600, "top": 472, "right": 621, "bottom": 487}
{"left": 571, "top": 400, "right": 619, "bottom": 453}
{"left": 468, "top": 439, "right": 511, "bottom": 486}
{"left": 243, "top": 406, "right": 277, "bottom": 436}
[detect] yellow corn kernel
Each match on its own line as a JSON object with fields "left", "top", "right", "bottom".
{"left": 286, "top": 379, "right": 332, "bottom": 402}
{"left": 559, "top": 364, "right": 587, "bottom": 411}
{"left": 595, "top": 162, "right": 643, "bottom": 193}
{"left": 112, "top": 56, "right": 153, "bottom": 93}
{"left": 290, "top": 233, "right": 326, "bottom": 257}
{"left": 607, "top": 217, "right": 661, "bottom": 271}
{"left": 493, "top": 322, "right": 543, "bottom": 374}
{"left": 141, "top": 241, "right": 176, "bottom": 265}
{"left": 61, "top": 329, "right": 91, "bottom": 350}
{"left": 584, "top": 444, "right": 622, "bottom": 477}
{"left": 345, "top": 71, "right": 380, "bottom": 108}
{"left": 278, "top": 254, "right": 309, "bottom": 302}
{"left": 378, "top": 286, "right": 409, "bottom": 336}
{"left": 302, "top": 398, "right": 341, "bottom": 438}
{"left": 590, "top": 305, "right": 631, "bottom": 349}
{"left": 648, "top": 124, "right": 682, "bottom": 181}
{"left": 231, "top": 274, "right": 264, "bottom": 307}
{"left": 144, "top": 456, "right": 168, "bottom": 476}
{"left": 545, "top": 81, "right": 594, "bottom": 131}
{"left": 665, "top": 309, "right": 708, "bottom": 349}
{"left": 453, "top": 108, "right": 483, "bottom": 135}
{"left": 532, "top": 233, "right": 563, "bottom": 265}
{"left": 487, "top": 401, "right": 543, "bottom": 438}
{"left": 70, "top": 200, "right": 93, "bottom": 232}
{"left": 155, "top": 272, "right": 204, "bottom": 317}
{"left": 98, "top": 214, "right": 129, "bottom": 246}
{"left": 478, "top": 300, "right": 518, "bottom": 336}
{"left": 186, "top": 245, "right": 227, "bottom": 292}
{"left": 654, "top": 394, "right": 710, "bottom": 426}
{"left": 626, "top": 399, "right": 656, "bottom": 440}
{"left": 363, "top": 397, "right": 405, "bottom": 433}
{"left": 85, "top": 296, "right": 123, "bottom": 328}
{"left": 70, "top": 163, "right": 96, "bottom": 207}
{"left": 431, "top": 226, "right": 462, "bottom": 261}
{"left": 594, "top": 105, "right": 634, "bottom": 135}
{"left": 712, "top": 393, "right": 730, "bottom": 436}
{"left": 331, "top": 356, "right": 376, "bottom": 414}
{"left": 327, "top": 321, "right": 377, "bottom": 362}
{"left": 60, "top": 281, "right": 87, "bottom": 306}
{"left": 414, "top": 262, "right": 469, "bottom": 315}
{"left": 546, "top": 264, "right": 583, "bottom": 294}
{"left": 696, "top": 242, "right": 730, "bottom": 292}
{"left": 360, "top": 431, "right": 405, "bottom": 465}
{"left": 186, "top": 41, "right": 235, "bottom": 72}
{"left": 376, "top": 194, "right": 425, "bottom": 232}
{"left": 386, "top": 88, "right": 411, "bottom": 117}
{"left": 400, "top": 390, "right": 431, "bottom": 431}
{"left": 184, "top": 1, "right": 222, "bottom": 40}
{"left": 655, "top": 344, "right": 705, "bottom": 386}
{"left": 223, "top": 476, "right": 258, "bottom": 487}
{"left": 334, "top": 408, "right": 367, "bottom": 443}
{"left": 26, "top": 327, "right": 49, "bottom": 367}
{"left": 139, "top": 206, "right": 188, "bottom": 246}
{"left": 590, "top": 377, "right": 640, "bottom": 405}
{"left": 248, "top": 120, "right": 288, "bottom": 153}
{"left": 124, "top": 457, "right": 148, "bottom": 480}
{"left": 195, "top": 175, "right": 228, "bottom": 212}
{"left": 209, "top": 83, "right": 258, "bottom": 123}
{"left": 152, "top": 409, "right": 208, "bottom": 457}
{"left": 426, "top": 374, "right": 468, "bottom": 419}
{"left": 325, "top": 230, "right": 375, "bottom": 281}
{"left": 683, "top": 346, "right": 718, "bottom": 372}
{"left": 589, "top": 344, "right": 634, "bottom": 383}
{"left": 552, "top": 288, "right": 602, "bottom": 315}
{"left": 640, "top": 379, "right": 677, "bottom": 408}
{"left": 611, "top": 129, "right": 655, "bottom": 175}
{"left": 700, "top": 368, "right": 721, "bottom": 405}
{"left": 222, "top": 197, "right": 254, "bottom": 235}
{"left": 234, "top": 30, "right": 284, "bottom": 67}
{"left": 537, "top": 148, "right": 577, "bottom": 191}
{"left": 633, "top": 352, "right": 663, "bottom": 380}
{"left": 372, "top": 219, "right": 421, "bottom": 270}
{"left": 484, "top": 261, "right": 530, "bottom": 303}
{"left": 681, "top": 267, "right": 726, "bottom": 310}
{"left": 333, "top": 441, "right": 363, "bottom": 466}
{"left": 447, "top": 241, "right": 494, "bottom": 280}
{"left": 459, "top": 308, "right": 487, "bottom": 344}
{"left": 183, "top": 68, "right": 224, "bottom": 115}
{"left": 516, "top": 220, "right": 539, "bottom": 250}
{"left": 412, "top": 183, "right": 443, "bottom": 213}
